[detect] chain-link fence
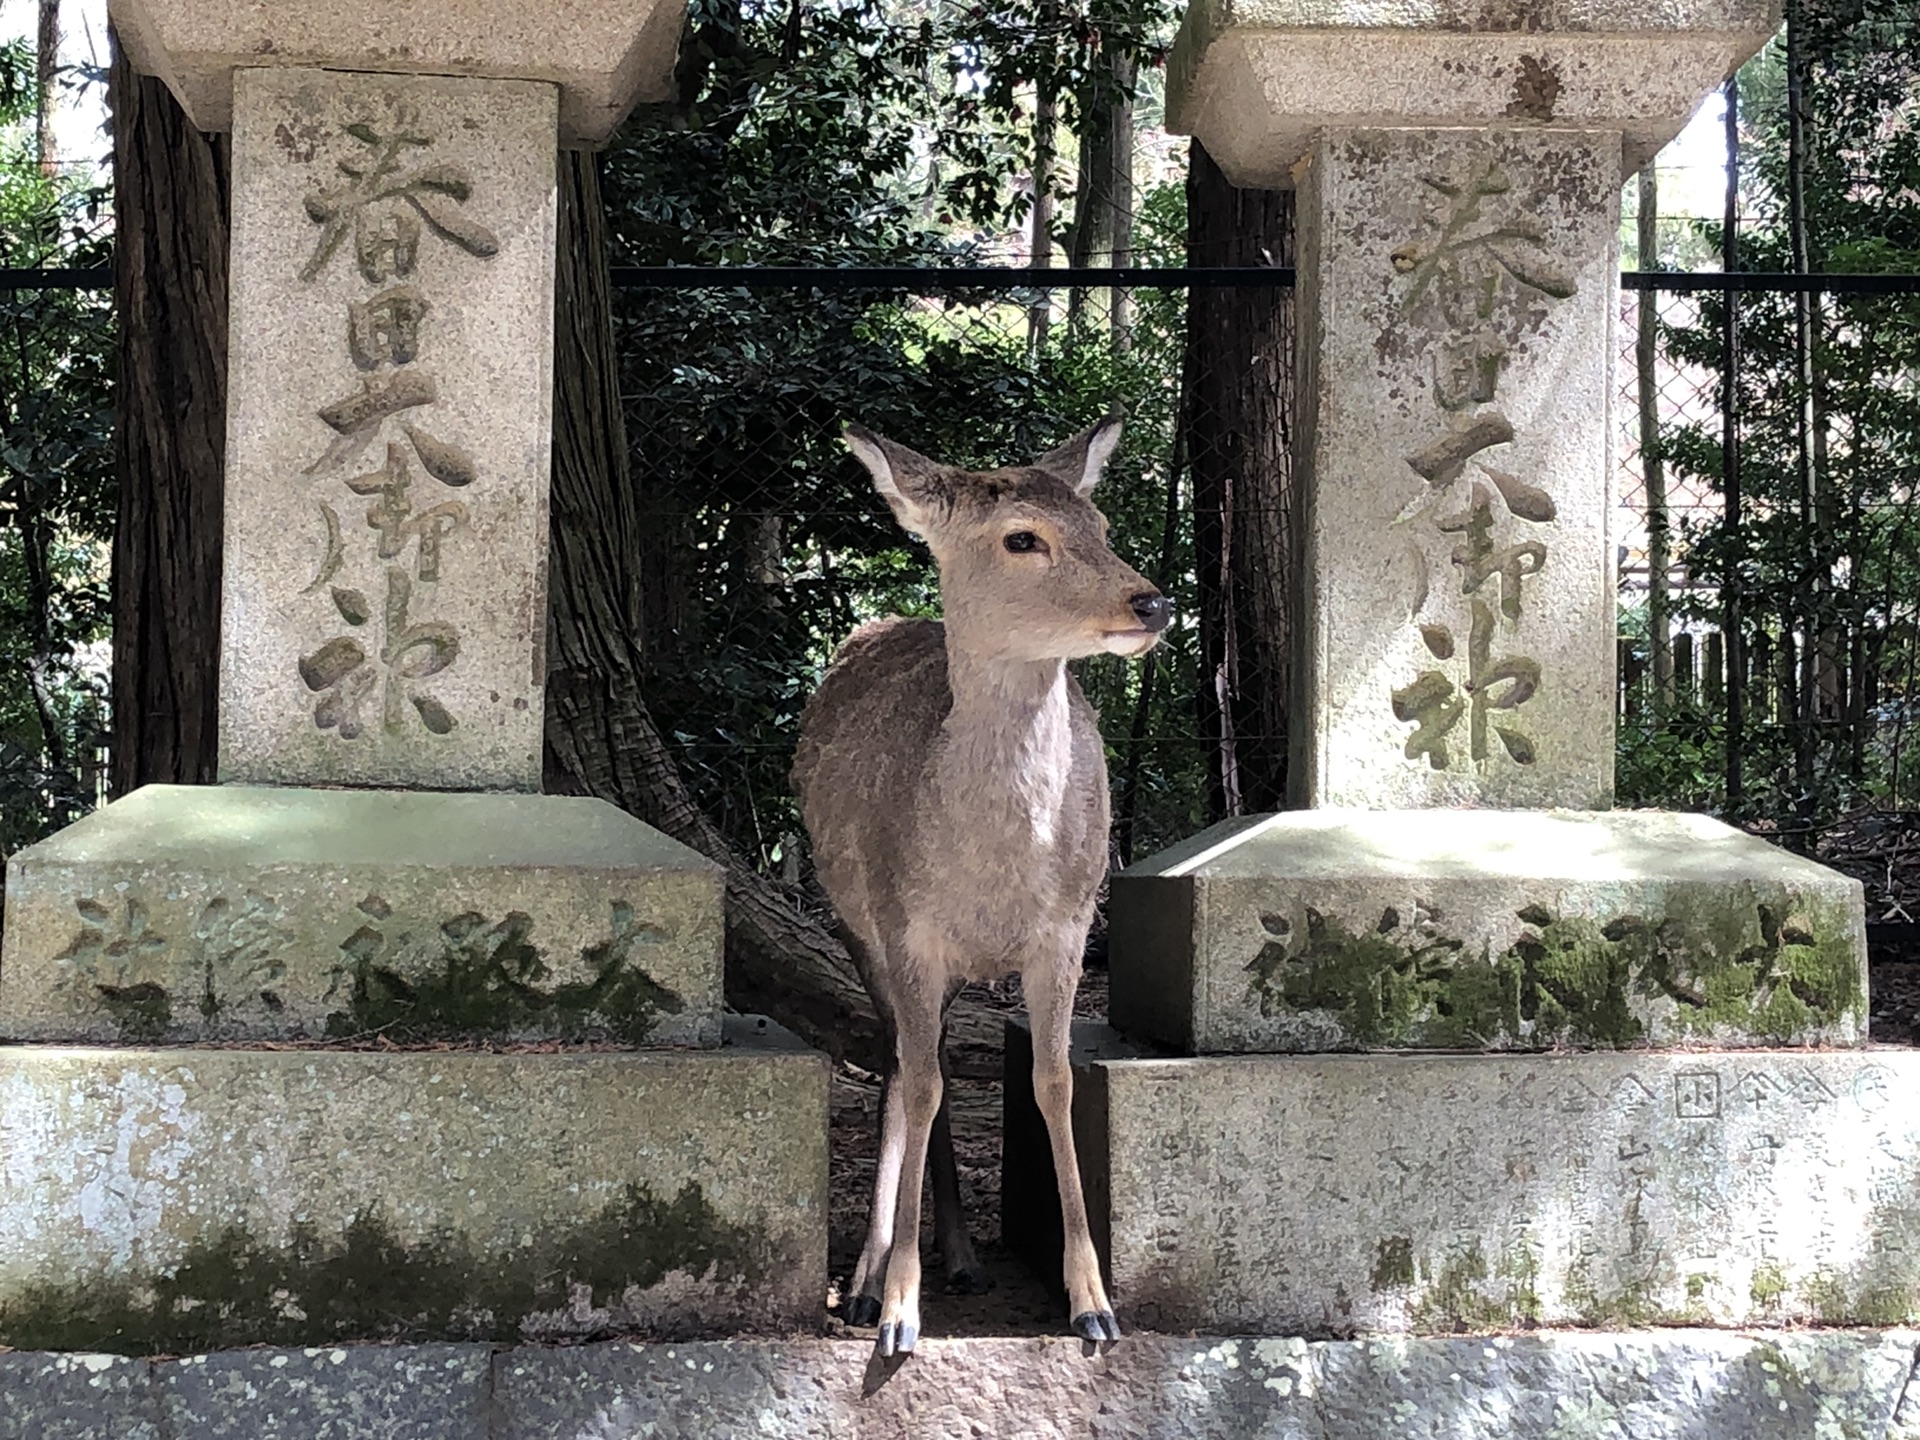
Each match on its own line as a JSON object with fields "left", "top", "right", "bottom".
{"left": 1615, "top": 272, "right": 1920, "bottom": 923}
{"left": 608, "top": 271, "right": 1259, "bottom": 877}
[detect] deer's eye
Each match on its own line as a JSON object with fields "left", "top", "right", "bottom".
{"left": 1004, "top": 531, "right": 1044, "bottom": 554}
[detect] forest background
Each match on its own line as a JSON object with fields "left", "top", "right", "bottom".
{"left": 1, "top": 0, "right": 1917, "bottom": 1053}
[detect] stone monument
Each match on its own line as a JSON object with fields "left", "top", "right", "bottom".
{"left": 0, "top": 2, "right": 828, "bottom": 1349}
{"left": 1008, "top": 0, "right": 1920, "bottom": 1337}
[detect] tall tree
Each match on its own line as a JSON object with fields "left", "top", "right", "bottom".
{"left": 1184, "top": 140, "right": 1292, "bottom": 817}
{"left": 543, "top": 148, "right": 881, "bottom": 1066}
{"left": 108, "top": 37, "right": 227, "bottom": 796}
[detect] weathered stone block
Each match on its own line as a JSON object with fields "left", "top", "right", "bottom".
{"left": 156, "top": 1345, "right": 491, "bottom": 1440}
{"left": 219, "top": 67, "right": 556, "bottom": 790}
{"left": 489, "top": 1332, "right": 1920, "bottom": 1439}
{"left": 1291, "top": 127, "right": 1621, "bottom": 809}
{"left": 1109, "top": 810, "right": 1868, "bottom": 1052}
{"left": 0, "top": 1352, "right": 162, "bottom": 1440}
{"left": 0, "top": 785, "right": 723, "bottom": 1046}
{"left": 1007, "top": 1021, "right": 1920, "bottom": 1335}
{"left": 0, "top": 1018, "right": 826, "bottom": 1352}
{"left": 1167, "top": 0, "right": 1781, "bottom": 188}
{"left": 109, "top": 0, "right": 687, "bottom": 143}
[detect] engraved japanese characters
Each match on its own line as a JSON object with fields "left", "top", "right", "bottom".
{"left": 217, "top": 70, "right": 557, "bottom": 790}
{"left": 1293, "top": 129, "right": 1618, "bottom": 809}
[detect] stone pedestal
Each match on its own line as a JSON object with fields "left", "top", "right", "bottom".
{"left": 0, "top": 1019, "right": 825, "bottom": 1350}
{"left": 1109, "top": 810, "right": 1868, "bottom": 1053}
{"left": 1007, "top": 1021, "right": 1920, "bottom": 1335}
{"left": 0, "top": 786, "right": 723, "bottom": 1045}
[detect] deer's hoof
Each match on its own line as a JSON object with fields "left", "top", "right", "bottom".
{"left": 876, "top": 1319, "right": 918, "bottom": 1357}
{"left": 1072, "top": 1309, "right": 1121, "bottom": 1344}
{"left": 843, "top": 1294, "right": 882, "bottom": 1327}
{"left": 944, "top": 1265, "right": 995, "bottom": 1296}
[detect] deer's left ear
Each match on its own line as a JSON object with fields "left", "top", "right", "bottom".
{"left": 1035, "top": 412, "right": 1123, "bottom": 497}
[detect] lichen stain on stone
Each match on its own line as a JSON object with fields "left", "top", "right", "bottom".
{"left": 325, "top": 900, "right": 684, "bottom": 1043}
{"left": 1503, "top": 55, "right": 1562, "bottom": 122}
{"left": 0, "top": 1179, "right": 772, "bottom": 1355}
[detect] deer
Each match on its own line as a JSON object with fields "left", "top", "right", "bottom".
{"left": 791, "top": 413, "right": 1169, "bottom": 1359}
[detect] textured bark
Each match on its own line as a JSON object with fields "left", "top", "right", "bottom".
{"left": 1183, "top": 141, "right": 1293, "bottom": 818}
{"left": 542, "top": 149, "right": 880, "bottom": 1067}
{"left": 36, "top": 0, "right": 59, "bottom": 177}
{"left": 1066, "top": 50, "right": 1134, "bottom": 346}
{"left": 108, "top": 39, "right": 228, "bottom": 796}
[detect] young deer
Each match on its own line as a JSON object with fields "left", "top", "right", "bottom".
{"left": 792, "top": 415, "right": 1168, "bottom": 1357}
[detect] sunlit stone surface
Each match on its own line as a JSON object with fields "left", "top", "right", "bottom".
{"left": 1008, "top": 1021, "right": 1920, "bottom": 1335}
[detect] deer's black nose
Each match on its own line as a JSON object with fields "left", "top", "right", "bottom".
{"left": 1130, "top": 593, "right": 1171, "bottom": 632}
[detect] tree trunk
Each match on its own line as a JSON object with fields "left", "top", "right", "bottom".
{"left": 542, "top": 148, "right": 880, "bottom": 1068}
{"left": 36, "top": 0, "right": 59, "bottom": 178}
{"left": 108, "top": 37, "right": 228, "bottom": 797}
{"left": 1027, "top": 73, "right": 1056, "bottom": 359}
{"left": 1066, "top": 50, "right": 1134, "bottom": 346}
{"left": 1184, "top": 140, "right": 1293, "bottom": 818}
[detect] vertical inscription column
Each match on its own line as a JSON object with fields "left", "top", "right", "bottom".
{"left": 1292, "top": 129, "right": 1620, "bottom": 811}
{"left": 219, "top": 69, "right": 557, "bottom": 790}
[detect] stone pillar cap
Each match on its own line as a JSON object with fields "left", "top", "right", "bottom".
{"left": 108, "top": 0, "right": 687, "bottom": 144}
{"left": 1168, "top": 0, "right": 1781, "bottom": 187}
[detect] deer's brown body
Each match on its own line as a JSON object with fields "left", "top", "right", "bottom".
{"left": 793, "top": 417, "right": 1166, "bottom": 1356}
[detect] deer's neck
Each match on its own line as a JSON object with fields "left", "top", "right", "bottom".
{"left": 938, "top": 642, "right": 1077, "bottom": 846}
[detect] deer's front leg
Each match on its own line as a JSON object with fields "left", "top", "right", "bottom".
{"left": 875, "top": 1000, "right": 942, "bottom": 1358}
{"left": 845, "top": 1071, "right": 906, "bottom": 1328}
{"left": 1025, "top": 961, "right": 1119, "bottom": 1343}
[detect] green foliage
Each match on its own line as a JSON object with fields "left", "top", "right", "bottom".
{"left": 598, "top": 0, "right": 1198, "bottom": 870}
{"left": 0, "top": 36, "right": 114, "bottom": 854}
{"left": 1629, "top": 4, "right": 1920, "bottom": 828}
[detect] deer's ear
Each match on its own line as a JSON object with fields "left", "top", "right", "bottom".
{"left": 1035, "top": 412, "right": 1123, "bottom": 497}
{"left": 844, "top": 423, "right": 946, "bottom": 535}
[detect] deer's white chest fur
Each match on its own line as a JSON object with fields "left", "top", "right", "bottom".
{"left": 912, "top": 662, "right": 1103, "bottom": 975}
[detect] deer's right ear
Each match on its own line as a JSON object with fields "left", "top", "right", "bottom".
{"left": 844, "top": 423, "right": 942, "bottom": 535}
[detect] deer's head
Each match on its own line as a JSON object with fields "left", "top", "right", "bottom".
{"left": 843, "top": 416, "right": 1170, "bottom": 662}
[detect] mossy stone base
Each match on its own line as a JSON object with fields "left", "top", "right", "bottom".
{"left": 1110, "top": 809, "right": 1869, "bottom": 1054}
{"left": 0, "top": 1018, "right": 825, "bottom": 1352}
{"left": 1006, "top": 1020, "right": 1920, "bottom": 1336}
{"left": 0, "top": 785, "right": 723, "bottom": 1046}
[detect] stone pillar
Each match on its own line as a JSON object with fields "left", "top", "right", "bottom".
{"left": 1059, "top": 0, "right": 1913, "bottom": 1338}
{"left": 105, "top": 3, "right": 685, "bottom": 789}
{"left": 0, "top": 5, "right": 832, "bottom": 1348}
{"left": 1167, "top": 0, "right": 1782, "bottom": 810}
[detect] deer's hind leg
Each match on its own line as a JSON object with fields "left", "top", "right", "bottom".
{"left": 1023, "top": 945, "right": 1119, "bottom": 1343}
{"left": 930, "top": 996, "right": 991, "bottom": 1295}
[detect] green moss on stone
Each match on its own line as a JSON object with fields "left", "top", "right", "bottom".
{"left": 0, "top": 1179, "right": 772, "bottom": 1355}
{"left": 1408, "top": 1241, "right": 1543, "bottom": 1332}
{"left": 1241, "top": 887, "right": 1861, "bottom": 1050}
{"left": 1504, "top": 912, "right": 1644, "bottom": 1047}
{"left": 95, "top": 982, "right": 172, "bottom": 1042}
{"left": 1372, "top": 1236, "right": 1415, "bottom": 1290}
{"left": 325, "top": 901, "right": 683, "bottom": 1044}
{"left": 1645, "top": 894, "right": 1863, "bottom": 1043}
{"left": 1750, "top": 1263, "right": 1789, "bottom": 1310}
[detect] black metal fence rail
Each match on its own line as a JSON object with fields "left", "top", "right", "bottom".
{"left": 8, "top": 265, "right": 1920, "bottom": 293}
